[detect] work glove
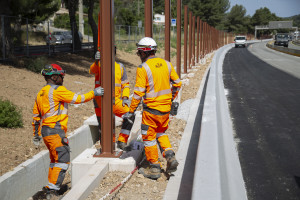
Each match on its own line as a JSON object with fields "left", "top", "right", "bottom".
{"left": 94, "top": 86, "right": 104, "bottom": 96}
{"left": 122, "top": 98, "right": 130, "bottom": 107}
{"left": 122, "top": 112, "right": 134, "bottom": 124}
{"left": 95, "top": 51, "right": 100, "bottom": 60}
{"left": 33, "top": 135, "right": 42, "bottom": 147}
{"left": 170, "top": 101, "right": 179, "bottom": 116}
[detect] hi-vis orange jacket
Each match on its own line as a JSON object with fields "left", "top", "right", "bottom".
{"left": 130, "top": 57, "right": 182, "bottom": 113}
{"left": 89, "top": 61, "right": 130, "bottom": 101}
{"left": 32, "top": 84, "right": 95, "bottom": 136}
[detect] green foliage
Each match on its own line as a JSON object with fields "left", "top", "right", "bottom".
{"left": 0, "top": 99, "right": 23, "bottom": 128}
{"left": 224, "top": 4, "right": 249, "bottom": 34}
{"left": 188, "top": 0, "right": 230, "bottom": 27}
{"left": 54, "top": 14, "right": 71, "bottom": 29}
{"left": 24, "top": 56, "right": 48, "bottom": 73}
{"left": 9, "top": 0, "right": 60, "bottom": 23}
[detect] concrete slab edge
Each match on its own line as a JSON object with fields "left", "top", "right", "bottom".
{"left": 0, "top": 124, "right": 97, "bottom": 200}
{"left": 164, "top": 60, "right": 211, "bottom": 200}
{"left": 62, "top": 162, "right": 109, "bottom": 200}
{"left": 191, "top": 44, "right": 247, "bottom": 200}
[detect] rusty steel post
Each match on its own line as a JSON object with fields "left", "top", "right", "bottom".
{"left": 192, "top": 15, "right": 195, "bottom": 66}
{"left": 95, "top": 0, "right": 120, "bottom": 158}
{"left": 165, "top": 0, "right": 170, "bottom": 61}
{"left": 184, "top": 5, "right": 188, "bottom": 74}
{"left": 145, "top": 0, "right": 153, "bottom": 37}
{"left": 199, "top": 19, "right": 202, "bottom": 59}
{"left": 188, "top": 11, "right": 192, "bottom": 68}
{"left": 203, "top": 22, "right": 206, "bottom": 56}
{"left": 196, "top": 16, "right": 199, "bottom": 63}
{"left": 176, "top": 0, "right": 181, "bottom": 78}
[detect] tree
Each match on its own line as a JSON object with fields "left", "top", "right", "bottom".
{"left": 224, "top": 4, "right": 248, "bottom": 34}
{"left": 65, "top": 0, "right": 82, "bottom": 50}
{"left": 9, "top": 0, "right": 60, "bottom": 23}
{"left": 187, "top": 0, "right": 230, "bottom": 27}
{"left": 251, "top": 7, "right": 280, "bottom": 26}
{"left": 86, "top": 0, "right": 98, "bottom": 54}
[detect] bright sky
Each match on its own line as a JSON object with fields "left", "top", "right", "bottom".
{"left": 229, "top": 0, "right": 300, "bottom": 18}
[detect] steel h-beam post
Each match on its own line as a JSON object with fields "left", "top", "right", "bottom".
{"left": 145, "top": 0, "right": 153, "bottom": 37}
{"left": 188, "top": 11, "right": 192, "bottom": 68}
{"left": 196, "top": 16, "right": 199, "bottom": 63}
{"left": 183, "top": 5, "right": 188, "bottom": 74}
{"left": 95, "top": 0, "right": 120, "bottom": 158}
{"left": 165, "top": 0, "right": 170, "bottom": 61}
{"left": 192, "top": 15, "right": 195, "bottom": 66}
{"left": 176, "top": 0, "right": 181, "bottom": 78}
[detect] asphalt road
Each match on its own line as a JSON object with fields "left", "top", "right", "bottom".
{"left": 223, "top": 43, "right": 300, "bottom": 200}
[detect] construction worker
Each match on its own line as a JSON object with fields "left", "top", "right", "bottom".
{"left": 124, "top": 37, "right": 182, "bottom": 179}
{"left": 89, "top": 46, "right": 133, "bottom": 150}
{"left": 32, "top": 64, "right": 104, "bottom": 196}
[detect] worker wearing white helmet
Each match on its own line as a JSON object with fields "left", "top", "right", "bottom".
{"left": 124, "top": 37, "right": 182, "bottom": 179}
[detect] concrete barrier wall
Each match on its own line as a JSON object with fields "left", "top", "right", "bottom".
{"left": 0, "top": 123, "right": 97, "bottom": 200}
{"left": 266, "top": 43, "right": 300, "bottom": 57}
{"left": 191, "top": 44, "right": 248, "bottom": 200}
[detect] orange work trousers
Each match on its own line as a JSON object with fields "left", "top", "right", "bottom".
{"left": 141, "top": 110, "right": 173, "bottom": 165}
{"left": 42, "top": 127, "right": 70, "bottom": 190}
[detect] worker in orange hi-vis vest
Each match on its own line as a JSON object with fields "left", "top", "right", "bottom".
{"left": 89, "top": 46, "right": 134, "bottom": 150}
{"left": 124, "top": 37, "right": 182, "bottom": 179}
{"left": 32, "top": 64, "right": 104, "bottom": 196}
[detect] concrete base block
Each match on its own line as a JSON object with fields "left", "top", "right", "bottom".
{"left": 71, "top": 148, "right": 142, "bottom": 187}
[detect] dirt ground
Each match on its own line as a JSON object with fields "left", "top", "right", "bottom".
{"left": 0, "top": 47, "right": 212, "bottom": 200}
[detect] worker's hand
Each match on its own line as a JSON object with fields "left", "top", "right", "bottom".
{"left": 95, "top": 51, "right": 100, "bottom": 60}
{"left": 94, "top": 87, "right": 104, "bottom": 96}
{"left": 32, "top": 135, "right": 42, "bottom": 147}
{"left": 122, "top": 112, "right": 134, "bottom": 124}
{"left": 122, "top": 97, "right": 130, "bottom": 107}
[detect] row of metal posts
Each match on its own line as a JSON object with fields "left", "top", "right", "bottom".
{"left": 98, "top": 0, "right": 234, "bottom": 157}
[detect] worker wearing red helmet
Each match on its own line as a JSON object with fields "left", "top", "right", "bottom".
{"left": 89, "top": 46, "right": 133, "bottom": 150}
{"left": 32, "top": 64, "right": 104, "bottom": 195}
{"left": 124, "top": 37, "right": 182, "bottom": 179}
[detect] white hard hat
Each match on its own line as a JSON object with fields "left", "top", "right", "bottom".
{"left": 136, "top": 37, "right": 157, "bottom": 51}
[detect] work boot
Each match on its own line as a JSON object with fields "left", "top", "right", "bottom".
{"left": 138, "top": 163, "right": 161, "bottom": 179}
{"left": 165, "top": 150, "right": 179, "bottom": 173}
{"left": 42, "top": 186, "right": 58, "bottom": 200}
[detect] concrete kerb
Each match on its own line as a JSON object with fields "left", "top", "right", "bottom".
{"left": 0, "top": 123, "right": 97, "bottom": 200}
{"left": 191, "top": 44, "right": 247, "bottom": 200}
{"left": 164, "top": 57, "right": 212, "bottom": 200}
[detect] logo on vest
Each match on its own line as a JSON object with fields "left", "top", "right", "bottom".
{"left": 155, "top": 63, "right": 162, "bottom": 68}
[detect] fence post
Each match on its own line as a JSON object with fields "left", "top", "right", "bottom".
{"left": 176, "top": 0, "right": 181, "bottom": 78}
{"left": 128, "top": 26, "right": 131, "bottom": 42}
{"left": 2, "top": 15, "right": 5, "bottom": 60}
{"left": 26, "top": 18, "right": 29, "bottom": 57}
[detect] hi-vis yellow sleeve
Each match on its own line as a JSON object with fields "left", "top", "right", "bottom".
{"left": 55, "top": 86, "right": 95, "bottom": 104}
{"left": 32, "top": 99, "right": 41, "bottom": 136}
{"left": 129, "top": 66, "right": 147, "bottom": 113}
